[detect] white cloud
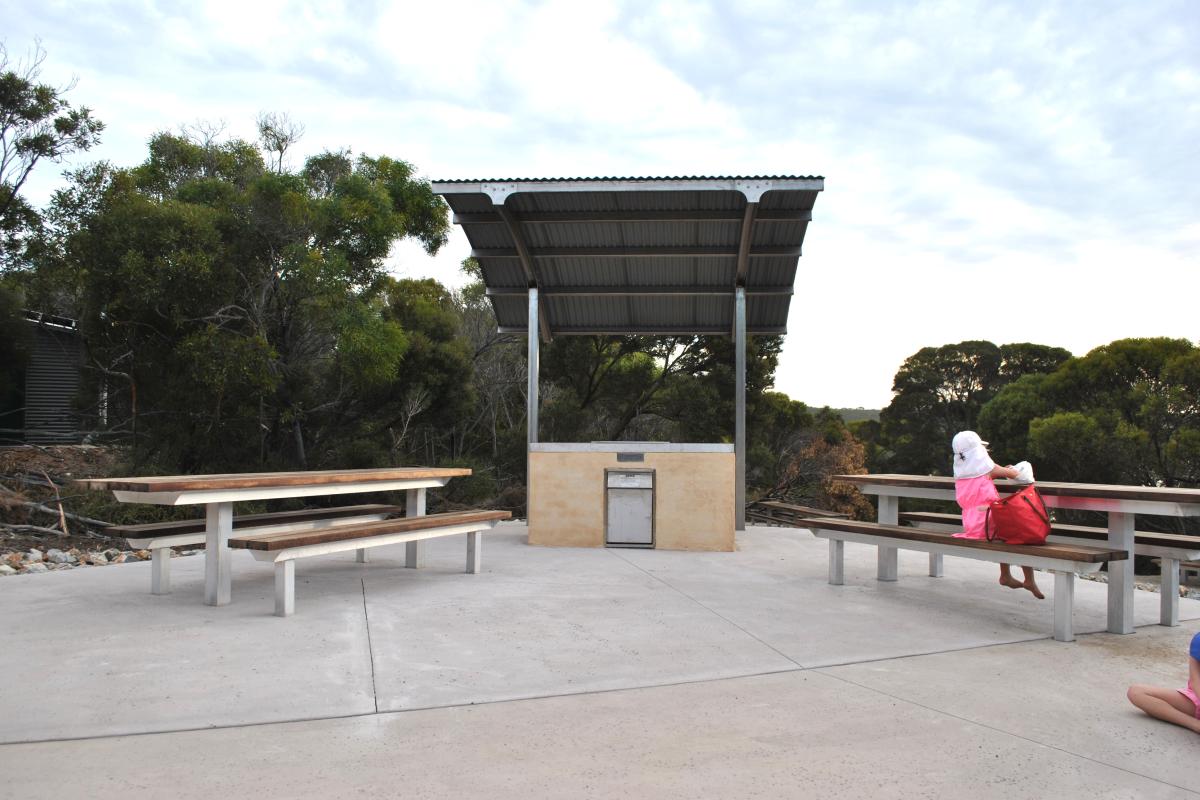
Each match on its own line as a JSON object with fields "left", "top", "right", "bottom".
{"left": 6, "top": 0, "right": 1198, "bottom": 410}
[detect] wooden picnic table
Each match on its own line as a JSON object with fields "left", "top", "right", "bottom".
{"left": 833, "top": 474, "right": 1200, "bottom": 635}
{"left": 77, "top": 467, "right": 470, "bottom": 606}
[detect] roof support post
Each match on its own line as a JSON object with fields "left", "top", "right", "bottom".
{"left": 735, "top": 286, "right": 746, "bottom": 532}
{"left": 497, "top": 206, "right": 552, "bottom": 343}
{"left": 527, "top": 287, "right": 540, "bottom": 446}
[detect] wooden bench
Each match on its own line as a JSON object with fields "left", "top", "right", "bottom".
{"left": 747, "top": 501, "right": 847, "bottom": 527}
{"left": 899, "top": 510, "right": 1200, "bottom": 626}
{"left": 228, "top": 509, "right": 512, "bottom": 616}
{"left": 799, "top": 517, "right": 1127, "bottom": 642}
{"left": 109, "top": 504, "right": 402, "bottom": 595}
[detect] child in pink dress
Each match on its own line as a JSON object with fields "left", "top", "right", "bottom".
{"left": 951, "top": 431, "right": 1043, "bottom": 599}
{"left": 1127, "top": 631, "right": 1200, "bottom": 734}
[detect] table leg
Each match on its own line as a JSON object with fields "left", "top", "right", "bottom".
{"left": 1106, "top": 511, "right": 1135, "bottom": 634}
{"left": 1160, "top": 558, "right": 1180, "bottom": 627}
{"left": 204, "top": 501, "right": 233, "bottom": 606}
{"left": 877, "top": 495, "right": 898, "bottom": 581}
{"left": 405, "top": 488, "right": 426, "bottom": 569}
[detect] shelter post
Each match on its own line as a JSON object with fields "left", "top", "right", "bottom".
{"left": 527, "top": 288, "right": 539, "bottom": 445}
{"left": 735, "top": 286, "right": 746, "bottom": 531}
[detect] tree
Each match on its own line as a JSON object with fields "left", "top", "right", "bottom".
{"left": 50, "top": 123, "right": 449, "bottom": 472}
{"left": 0, "top": 42, "right": 103, "bottom": 271}
{"left": 879, "top": 341, "right": 1070, "bottom": 474}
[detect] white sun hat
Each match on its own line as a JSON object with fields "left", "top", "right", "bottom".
{"left": 951, "top": 430, "right": 995, "bottom": 479}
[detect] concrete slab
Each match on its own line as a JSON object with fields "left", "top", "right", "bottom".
{"left": 821, "top": 624, "right": 1200, "bottom": 794}
{"left": 1, "top": 669, "right": 1192, "bottom": 799}
{"left": 617, "top": 528, "right": 1200, "bottom": 666}
{"left": 1, "top": 521, "right": 1198, "bottom": 799}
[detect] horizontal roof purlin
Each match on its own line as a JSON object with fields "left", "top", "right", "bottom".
{"left": 432, "top": 175, "right": 823, "bottom": 337}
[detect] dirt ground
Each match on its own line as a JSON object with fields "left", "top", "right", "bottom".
{"left": 0, "top": 444, "right": 127, "bottom": 554}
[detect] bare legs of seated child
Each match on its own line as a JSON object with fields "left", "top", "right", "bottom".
{"left": 1127, "top": 685, "right": 1200, "bottom": 734}
{"left": 999, "top": 563, "right": 1043, "bottom": 599}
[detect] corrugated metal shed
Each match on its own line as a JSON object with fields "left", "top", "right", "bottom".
{"left": 432, "top": 176, "right": 823, "bottom": 337}
{"left": 22, "top": 313, "right": 84, "bottom": 443}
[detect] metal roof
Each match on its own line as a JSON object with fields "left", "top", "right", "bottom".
{"left": 432, "top": 176, "right": 824, "bottom": 338}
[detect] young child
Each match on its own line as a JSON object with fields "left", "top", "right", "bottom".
{"left": 1127, "top": 632, "right": 1200, "bottom": 734}
{"left": 951, "top": 430, "right": 1043, "bottom": 599}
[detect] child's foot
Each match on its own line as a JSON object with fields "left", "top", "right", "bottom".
{"left": 1022, "top": 580, "right": 1045, "bottom": 600}
{"left": 1000, "top": 575, "right": 1024, "bottom": 590}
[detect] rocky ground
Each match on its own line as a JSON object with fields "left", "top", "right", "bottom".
{"left": 1, "top": 545, "right": 201, "bottom": 576}
{"left": 0, "top": 444, "right": 202, "bottom": 577}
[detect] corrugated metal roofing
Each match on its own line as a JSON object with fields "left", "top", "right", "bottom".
{"left": 433, "top": 175, "right": 823, "bottom": 337}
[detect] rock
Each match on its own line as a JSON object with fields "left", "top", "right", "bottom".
{"left": 87, "top": 552, "right": 109, "bottom": 565}
{"left": 23, "top": 563, "right": 48, "bottom": 574}
{"left": 103, "top": 548, "right": 122, "bottom": 560}
{"left": 110, "top": 553, "right": 127, "bottom": 564}
{"left": 27, "top": 548, "right": 44, "bottom": 562}
{"left": 0, "top": 564, "right": 16, "bottom": 576}
{"left": 47, "top": 550, "right": 74, "bottom": 564}
{"left": 136, "top": 550, "right": 150, "bottom": 560}
{"left": 3, "top": 553, "right": 22, "bottom": 569}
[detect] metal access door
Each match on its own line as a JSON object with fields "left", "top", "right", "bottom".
{"left": 606, "top": 469, "right": 654, "bottom": 547}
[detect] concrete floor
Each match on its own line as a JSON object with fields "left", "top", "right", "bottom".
{"left": 1, "top": 523, "right": 1198, "bottom": 798}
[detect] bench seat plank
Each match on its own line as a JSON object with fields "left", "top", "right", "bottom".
{"left": 799, "top": 517, "right": 1127, "bottom": 643}
{"left": 898, "top": 511, "right": 1200, "bottom": 549}
{"left": 804, "top": 518, "right": 1126, "bottom": 563}
{"left": 227, "top": 509, "right": 511, "bottom": 617}
{"left": 228, "top": 510, "right": 510, "bottom": 551}
{"left": 109, "top": 504, "right": 404, "bottom": 537}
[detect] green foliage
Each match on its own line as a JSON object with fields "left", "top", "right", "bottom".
{"left": 36, "top": 123, "right": 451, "bottom": 472}
{"left": 883, "top": 337, "right": 1200, "bottom": 496}
{"left": 879, "top": 340, "right": 1070, "bottom": 474}
{"left": 0, "top": 43, "right": 103, "bottom": 272}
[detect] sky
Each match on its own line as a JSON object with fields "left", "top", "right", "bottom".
{"left": 8, "top": 0, "right": 1200, "bottom": 410}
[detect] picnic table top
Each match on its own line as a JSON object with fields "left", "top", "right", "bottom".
{"left": 75, "top": 467, "right": 471, "bottom": 494}
{"left": 833, "top": 473, "right": 1200, "bottom": 505}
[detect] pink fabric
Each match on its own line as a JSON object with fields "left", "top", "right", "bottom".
{"left": 1179, "top": 686, "right": 1200, "bottom": 719}
{"left": 954, "top": 474, "right": 999, "bottom": 540}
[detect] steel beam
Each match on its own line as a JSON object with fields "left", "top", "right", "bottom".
{"left": 453, "top": 209, "right": 813, "bottom": 225}
{"left": 471, "top": 246, "right": 801, "bottom": 259}
{"left": 495, "top": 206, "right": 552, "bottom": 343}
{"left": 498, "top": 325, "right": 787, "bottom": 336}
{"left": 734, "top": 202, "right": 759, "bottom": 285}
{"left": 486, "top": 286, "right": 794, "bottom": 297}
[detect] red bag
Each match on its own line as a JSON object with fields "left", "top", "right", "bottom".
{"left": 985, "top": 484, "right": 1052, "bottom": 545}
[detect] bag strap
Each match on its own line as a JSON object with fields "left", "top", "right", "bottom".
{"left": 1021, "top": 488, "right": 1050, "bottom": 524}
{"left": 984, "top": 505, "right": 997, "bottom": 541}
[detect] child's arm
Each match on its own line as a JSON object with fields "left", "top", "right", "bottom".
{"left": 989, "top": 465, "right": 1019, "bottom": 479}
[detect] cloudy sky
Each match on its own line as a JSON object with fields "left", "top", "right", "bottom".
{"left": 9, "top": 0, "right": 1199, "bottom": 409}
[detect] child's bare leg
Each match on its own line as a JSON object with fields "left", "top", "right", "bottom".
{"left": 999, "top": 563, "right": 1024, "bottom": 589}
{"left": 1127, "top": 684, "right": 1200, "bottom": 733}
{"left": 1020, "top": 566, "right": 1045, "bottom": 599}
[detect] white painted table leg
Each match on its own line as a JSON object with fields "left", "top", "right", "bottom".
{"left": 204, "top": 501, "right": 233, "bottom": 606}
{"left": 356, "top": 549, "right": 369, "bottom": 564}
{"left": 877, "top": 495, "right": 898, "bottom": 582}
{"left": 151, "top": 548, "right": 170, "bottom": 595}
{"left": 1160, "top": 557, "right": 1180, "bottom": 627}
{"left": 1053, "top": 571, "right": 1075, "bottom": 643}
{"left": 467, "top": 531, "right": 481, "bottom": 574}
{"left": 1106, "top": 512, "right": 1135, "bottom": 634}
{"left": 929, "top": 553, "right": 943, "bottom": 577}
{"left": 275, "top": 560, "right": 294, "bottom": 617}
{"left": 828, "top": 538, "right": 844, "bottom": 585}
{"left": 405, "top": 488, "right": 427, "bottom": 569}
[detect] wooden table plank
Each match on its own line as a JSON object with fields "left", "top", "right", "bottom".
{"left": 75, "top": 467, "right": 471, "bottom": 494}
{"left": 832, "top": 474, "right": 1200, "bottom": 505}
